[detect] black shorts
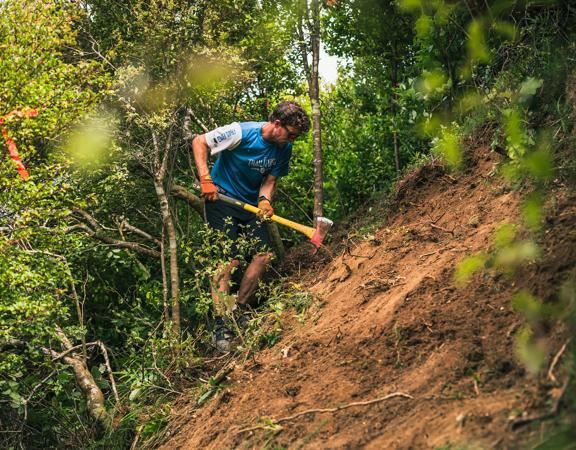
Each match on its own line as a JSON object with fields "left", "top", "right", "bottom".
{"left": 204, "top": 199, "right": 271, "bottom": 256}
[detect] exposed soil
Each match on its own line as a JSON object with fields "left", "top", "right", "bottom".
{"left": 160, "top": 146, "right": 575, "bottom": 449}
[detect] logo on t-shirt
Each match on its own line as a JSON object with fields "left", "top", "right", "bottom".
{"left": 213, "top": 128, "right": 237, "bottom": 145}
{"left": 248, "top": 158, "right": 276, "bottom": 174}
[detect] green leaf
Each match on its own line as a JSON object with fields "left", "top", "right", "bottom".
{"left": 521, "top": 193, "right": 544, "bottom": 232}
{"left": 512, "top": 291, "right": 542, "bottom": 321}
{"left": 515, "top": 326, "right": 546, "bottom": 375}
{"left": 517, "top": 77, "right": 543, "bottom": 104}
{"left": 522, "top": 149, "right": 554, "bottom": 182}
{"left": 494, "top": 241, "right": 540, "bottom": 269}
{"left": 455, "top": 254, "right": 487, "bottom": 286}
{"left": 415, "top": 15, "right": 433, "bottom": 39}
{"left": 493, "top": 223, "right": 516, "bottom": 248}
{"left": 467, "top": 20, "right": 491, "bottom": 63}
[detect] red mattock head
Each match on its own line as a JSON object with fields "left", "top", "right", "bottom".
{"left": 0, "top": 109, "right": 38, "bottom": 181}
{"left": 310, "top": 216, "right": 334, "bottom": 254}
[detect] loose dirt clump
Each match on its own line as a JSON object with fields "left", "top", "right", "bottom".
{"left": 160, "top": 146, "right": 575, "bottom": 449}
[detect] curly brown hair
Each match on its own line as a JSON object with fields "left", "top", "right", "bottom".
{"left": 269, "top": 101, "right": 310, "bottom": 134}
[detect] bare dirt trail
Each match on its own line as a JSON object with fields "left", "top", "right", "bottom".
{"left": 160, "top": 146, "right": 575, "bottom": 449}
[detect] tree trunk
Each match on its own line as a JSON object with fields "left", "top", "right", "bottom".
{"left": 63, "top": 354, "right": 110, "bottom": 428}
{"left": 305, "top": 0, "right": 324, "bottom": 221}
{"left": 393, "top": 129, "right": 400, "bottom": 173}
{"left": 154, "top": 177, "right": 180, "bottom": 337}
{"left": 152, "top": 129, "right": 181, "bottom": 338}
{"left": 52, "top": 327, "right": 112, "bottom": 431}
{"left": 391, "top": 48, "right": 401, "bottom": 173}
{"left": 160, "top": 226, "right": 170, "bottom": 323}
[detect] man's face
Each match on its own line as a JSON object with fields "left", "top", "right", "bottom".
{"left": 273, "top": 120, "right": 300, "bottom": 145}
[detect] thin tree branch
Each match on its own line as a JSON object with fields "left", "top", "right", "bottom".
{"left": 116, "top": 216, "right": 161, "bottom": 245}
{"left": 158, "top": 126, "right": 173, "bottom": 181}
{"left": 197, "top": 97, "right": 218, "bottom": 129}
{"left": 160, "top": 225, "right": 170, "bottom": 323}
{"left": 94, "top": 341, "right": 120, "bottom": 405}
{"left": 170, "top": 184, "right": 204, "bottom": 216}
{"left": 185, "top": 107, "right": 209, "bottom": 134}
{"left": 51, "top": 341, "right": 100, "bottom": 362}
{"left": 297, "top": 18, "right": 311, "bottom": 83}
{"left": 72, "top": 207, "right": 107, "bottom": 231}
{"left": 65, "top": 222, "right": 161, "bottom": 258}
{"left": 277, "top": 188, "right": 313, "bottom": 222}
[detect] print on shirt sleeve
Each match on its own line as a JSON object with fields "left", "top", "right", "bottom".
{"left": 205, "top": 122, "right": 242, "bottom": 155}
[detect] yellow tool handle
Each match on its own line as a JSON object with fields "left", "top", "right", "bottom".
{"left": 219, "top": 194, "right": 316, "bottom": 239}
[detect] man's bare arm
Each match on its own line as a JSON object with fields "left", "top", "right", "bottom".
{"left": 259, "top": 175, "right": 277, "bottom": 201}
{"left": 191, "top": 134, "right": 211, "bottom": 178}
{"left": 192, "top": 134, "right": 218, "bottom": 201}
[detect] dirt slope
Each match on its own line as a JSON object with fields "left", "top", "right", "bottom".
{"left": 161, "top": 146, "right": 575, "bottom": 449}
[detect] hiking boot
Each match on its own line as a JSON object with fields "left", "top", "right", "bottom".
{"left": 234, "top": 302, "right": 252, "bottom": 329}
{"left": 212, "top": 317, "right": 234, "bottom": 353}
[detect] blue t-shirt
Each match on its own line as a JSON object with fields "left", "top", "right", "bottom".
{"left": 205, "top": 122, "right": 292, "bottom": 204}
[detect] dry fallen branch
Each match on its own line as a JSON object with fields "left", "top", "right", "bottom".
{"left": 347, "top": 249, "right": 378, "bottom": 259}
{"left": 510, "top": 376, "right": 571, "bottom": 430}
{"left": 430, "top": 209, "right": 447, "bottom": 224}
{"left": 430, "top": 222, "right": 455, "bottom": 235}
{"left": 235, "top": 392, "right": 413, "bottom": 434}
{"left": 547, "top": 339, "right": 570, "bottom": 385}
{"left": 419, "top": 251, "right": 437, "bottom": 259}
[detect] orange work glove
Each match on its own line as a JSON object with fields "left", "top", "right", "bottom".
{"left": 200, "top": 175, "right": 219, "bottom": 201}
{"left": 257, "top": 196, "right": 274, "bottom": 219}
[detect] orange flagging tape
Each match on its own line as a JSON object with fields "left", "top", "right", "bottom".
{"left": 0, "top": 109, "right": 38, "bottom": 181}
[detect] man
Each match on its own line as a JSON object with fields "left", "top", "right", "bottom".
{"left": 192, "top": 101, "right": 310, "bottom": 351}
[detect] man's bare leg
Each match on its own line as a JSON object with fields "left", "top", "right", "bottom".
{"left": 236, "top": 252, "right": 273, "bottom": 306}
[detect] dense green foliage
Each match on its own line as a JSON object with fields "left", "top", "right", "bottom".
{"left": 1, "top": 0, "right": 574, "bottom": 447}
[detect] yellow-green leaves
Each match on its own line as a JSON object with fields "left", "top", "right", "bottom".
{"left": 415, "top": 15, "right": 433, "bottom": 39}
{"left": 467, "top": 20, "right": 492, "bottom": 64}
{"left": 416, "top": 70, "right": 450, "bottom": 99}
{"left": 522, "top": 134, "right": 554, "bottom": 182}
{"left": 517, "top": 77, "right": 543, "bottom": 105}
{"left": 455, "top": 254, "right": 488, "bottom": 286}
{"left": 504, "top": 108, "right": 527, "bottom": 159}
{"left": 460, "top": 19, "right": 493, "bottom": 79}
{"left": 515, "top": 326, "right": 547, "bottom": 375}
{"left": 0, "top": 0, "right": 108, "bottom": 170}
{"left": 456, "top": 90, "right": 483, "bottom": 115}
{"left": 512, "top": 290, "right": 550, "bottom": 375}
{"left": 397, "top": 0, "right": 422, "bottom": 12}
{"left": 493, "top": 240, "right": 539, "bottom": 270}
{"left": 431, "top": 124, "right": 462, "bottom": 169}
{"left": 455, "top": 222, "right": 540, "bottom": 287}
{"left": 492, "top": 20, "right": 517, "bottom": 41}
{"left": 493, "top": 222, "right": 516, "bottom": 248}
{"left": 64, "top": 114, "right": 117, "bottom": 170}
{"left": 512, "top": 290, "right": 543, "bottom": 322}
{"left": 521, "top": 193, "right": 544, "bottom": 232}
